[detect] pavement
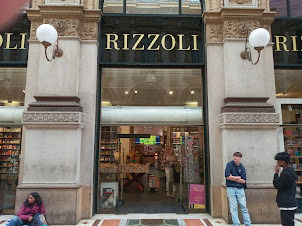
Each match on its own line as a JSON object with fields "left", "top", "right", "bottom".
{"left": 1, "top": 213, "right": 302, "bottom": 226}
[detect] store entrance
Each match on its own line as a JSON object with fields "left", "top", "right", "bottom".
{"left": 98, "top": 126, "right": 205, "bottom": 214}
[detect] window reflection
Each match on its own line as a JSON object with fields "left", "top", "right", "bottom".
{"left": 102, "top": 0, "right": 201, "bottom": 14}
{"left": 275, "top": 70, "right": 302, "bottom": 98}
{"left": 101, "top": 68, "right": 203, "bottom": 107}
{"left": 0, "top": 68, "right": 26, "bottom": 106}
{"left": 290, "top": 0, "right": 302, "bottom": 17}
{"left": 270, "top": 0, "right": 287, "bottom": 17}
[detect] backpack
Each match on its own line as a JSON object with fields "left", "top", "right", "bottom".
{"left": 31, "top": 213, "right": 48, "bottom": 226}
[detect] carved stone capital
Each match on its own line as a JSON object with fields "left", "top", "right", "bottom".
{"left": 203, "top": 8, "right": 276, "bottom": 43}
{"left": 27, "top": 5, "right": 101, "bottom": 40}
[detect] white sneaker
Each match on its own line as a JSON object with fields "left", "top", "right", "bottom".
{"left": 166, "top": 192, "right": 170, "bottom": 197}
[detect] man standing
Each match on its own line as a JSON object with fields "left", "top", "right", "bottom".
{"left": 225, "top": 152, "right": 252, "bottom": 226}
{"left": 274, "top": 152, "right": 298, "bottom": 226}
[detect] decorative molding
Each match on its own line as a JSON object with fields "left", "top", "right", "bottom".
{"left": 45, "top": 0, "right": 80, "bottom": 5}
{"left": 224, "top": 0, "right": 257, "bottom": 7}
{"left": 32, "top": 0, "right": 45, "bottom": 9}
{"left": 224, "top": 20, "right": 259, "bottom": 39}
{"left": 27, "top": 5, "right": 101, "bottom": 41}
{"left": 219, "top": 113, "right": 280, "bottom": 129}
{"left": 229, "top": 0, "right": 252, "bottom": 4}
{"left": 44, "top": 18, "right": 81, "bottom": 36}
{"left": 81, "top": 22, "right": 98, "bottom": 40}
{"left": 208, "top": 24, "right": 223, "bottom": 42}
{"left": 203, "top": 8, "right": 276, "bottom": 42}
{"left": 23, "top": 112, "right": 86, "bottom": 126}
{"left": 29, "top": 21, "right": 43, "bottom": 40}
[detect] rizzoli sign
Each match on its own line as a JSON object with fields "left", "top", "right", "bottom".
{"left": 105, "top": 34, "right": 199, "bottom": 51}
{"left": 0, "top": 33, "right": 28, "bottom": 49}
{"left": 274, "top": 36, "right": 302, "bottom": 52}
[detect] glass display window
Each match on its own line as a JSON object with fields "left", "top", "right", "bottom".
{"left": 0, "top": 68, "right": 26, "bottom": 106}
{"left": 275, "top": 70, "right": 302, "bottom": 98}
{"left": 277, "top": 99, "right": 302, "bottom": 210}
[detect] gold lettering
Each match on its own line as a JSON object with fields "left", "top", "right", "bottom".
{"left": 105, "top": 34, "right": 120, "bottom": 50}
{"left": 275, "top": 36, "right": 289, "bottom": 52}
{"left": 147, "top": 34, "right": 160, "bottom": 50}
{"left": 122, "top": 34, "right": 129, "bottom": 50}
{"left": 20, "top": 33, "right": 27, "bottom": 50}
{"left": 291, "top": 36, "right": 298, "bottom": 52}
{"left": 5, "top": 33, "right": 18, "bottom": 49}
{"left": 162, "top": 34, "right": 176, "bottom": 51}
{"left": 132, "top": 34, "right": 145, "bottom": 50}
{"left": 0, "top": 35, "right": 3, "bottom": 47}
{"left": 192, "top": 35, "right": 199, "bottom": 51}
{"left": 178, "top": 34, "right": 190, "bottom": 50}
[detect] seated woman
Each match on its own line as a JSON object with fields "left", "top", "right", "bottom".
{"left": 7, "top": 192, "right": 46, "bottom": 226}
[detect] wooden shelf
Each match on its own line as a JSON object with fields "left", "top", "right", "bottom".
{"left": 295, "top": 169, "right": 302, "bottom": 171}
{"left": 286, "top": 146, "right": 302, "bottom": 147}
{"left": 296, "top": 182, "right": 302, "bottom": 184}
{"left": 291, "top": 156, "right": 302, "bottom": 158}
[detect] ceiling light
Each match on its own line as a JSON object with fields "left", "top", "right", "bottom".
{"left": 134, "top": 90, "right": 138, "bottom": 94}
{"left": 169, "top": 91, "right": 173, "bottom": 95}
{"left": 125, "top": 91, "right": 129, "bottom": 94}
{"left": 23, "top": 90, "right": 25, "bottom": 93}
{"left": 191, "top": 90, "right": 194, "bottom": 94}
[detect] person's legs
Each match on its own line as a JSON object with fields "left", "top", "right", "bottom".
{"left": 281, "top": 210, "right": 296, "bottom": 226}
{"left": 169, "top": 167, "right": 176, "bottom": 197}
{"left": 236, "top": 188, "right": 252, "bottom": 226}
{"left": 227, "top": 187, "right": 240, "bottom": 226}
{"left": 165, "top": 168, "right": 170, "bottom": 196}
{"left": 7, "top": 216, "right": 23, "bottom": 226}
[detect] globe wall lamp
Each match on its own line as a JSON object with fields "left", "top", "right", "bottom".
{"left": 240, "top": 25, "right": 270, "bottom": 65}
{"left": 36, "top": 24, "right": 63, "bottom": 62}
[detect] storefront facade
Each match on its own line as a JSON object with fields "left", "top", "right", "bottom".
{"left": 1, "top": 0, "right": 301, "bottom": 225}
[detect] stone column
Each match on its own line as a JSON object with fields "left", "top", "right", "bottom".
{"left": 203, "top": 1, "right": 280, "bottom": 223}
{"left": 16, "top": 1, "right": 101, "bottom": 224}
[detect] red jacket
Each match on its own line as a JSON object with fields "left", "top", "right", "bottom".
{"left": 17, "top": 203, "right": 46, "bottom": 221}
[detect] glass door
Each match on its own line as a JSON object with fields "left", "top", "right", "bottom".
{"left": 98, "top": 126, "right": 120, "bottom": 213}
{"left": 178, "top": 126, "right": 206, "bottom": 213}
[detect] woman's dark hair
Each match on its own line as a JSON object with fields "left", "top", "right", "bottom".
{"left": 274, "top": 152, "right": 290, "bottom": 164}
{"left": 24, "top": 192, "right": 43, "bottom": 207}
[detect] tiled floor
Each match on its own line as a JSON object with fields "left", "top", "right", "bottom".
{"left": 1, "top": 214, "right": 302, "bottom": 226}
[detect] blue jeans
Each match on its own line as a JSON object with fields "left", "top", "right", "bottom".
{"left": 227, "top": 187, "right": 252, "bottom": 226}
{"left": 6, "top": 216, "right": 29, "bottom": 226}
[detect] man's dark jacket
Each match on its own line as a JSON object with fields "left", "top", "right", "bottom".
{"left": 273, "top": 167, "right": 298, "bottom": 208}
{"left": 225, "top": 160, "right": 246, "bottom": 188}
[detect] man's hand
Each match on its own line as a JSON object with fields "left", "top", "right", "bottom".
{"left": 237, "top": 179, "right": 246, "bottom": 184}
{"left": 227, "top": 174, "right": 241, "bottom": 181}
{"left": 29, "top": 217, "right": 33, "bottom": 222}
{"left": 275, "top": 164, "right": 280, "bottom": 174}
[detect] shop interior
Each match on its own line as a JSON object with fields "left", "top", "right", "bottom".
{"left": 98, "top": 125, "right": 205, "bottom": 214}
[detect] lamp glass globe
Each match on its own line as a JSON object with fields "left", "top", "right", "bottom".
{"left": 248, "top": 28, "right": 270, "bottom": 48}
{"left": 36, "top": 24, "right": 58, "bottom": 44}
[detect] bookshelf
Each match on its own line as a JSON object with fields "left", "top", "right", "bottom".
{"left": 0, "top": 127, "right": 21, "bottom": 179}
{"left": 100, "top": 126, "right": 118, "bottom": 163}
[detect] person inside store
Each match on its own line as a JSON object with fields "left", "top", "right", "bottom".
{"left": 163, "top": 147, "right": 177, "bottom": 198}
{"left": 225, "top": 152, "right": 252, "bottom": 226}
{"left": 273, "top": 152, "right": 298, "bottom": 226}
{"left": 7, "top": 192, "right": 47, "bottom": 226}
